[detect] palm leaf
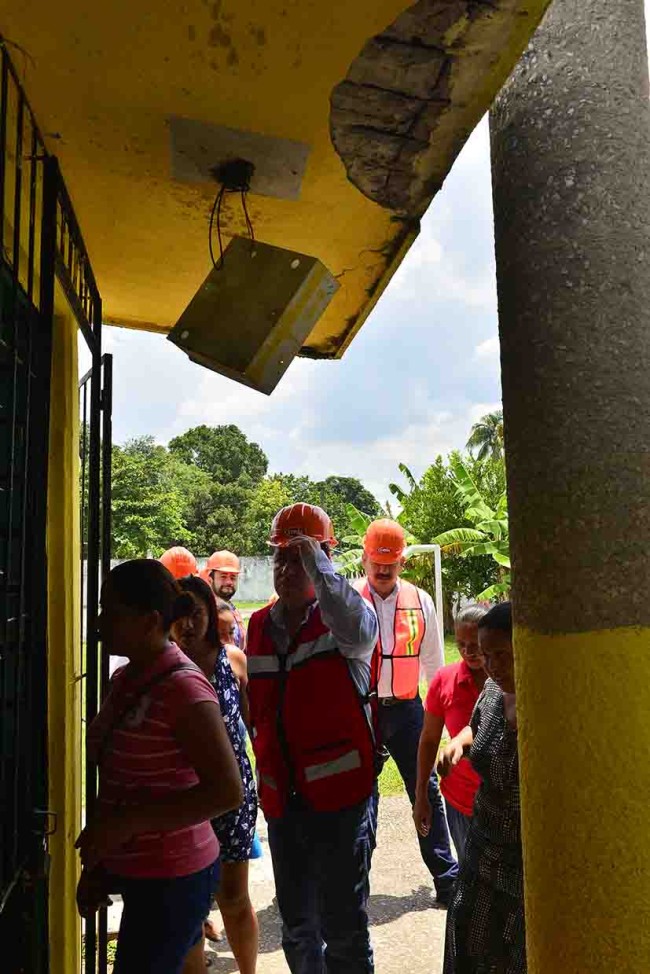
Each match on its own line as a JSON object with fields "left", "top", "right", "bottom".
{"left": 448, "top": 457, "right": 485, "bottom": 511}
{"left": 398, "top": 463, "right": 418, "bottom": 491}
{"left": 344, "top": 503, "right": 373, "bottom": 536}
{"left": 466, "top": 410, "right": 504, "bottom": 463}
{"left": 496, "top": 493, "right": 509, "bottom": 517}
{"left": 465, "top": 503, "right": 496, "bottom": 523}
{"left": 459, "top": 540, "right": 509, "bottom": 560}
{"left": 475, "top": 578, "right": 511, "bottom": 601}
{"left": 433, "top": 527, "right": 486, "bottom": 546}
{"left": 336, "top": 547, "right": 363, "bottom": 578}
{"left": 388, "top": 482, "right": 407, "bottom": 503}
{"left": 475, "top": 518, "right": 507, "bottom": 540}
{"left": 492, "top": 551, "right": 511, "bottom": 568}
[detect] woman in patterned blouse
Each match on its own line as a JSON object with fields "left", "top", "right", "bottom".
{"left": 437, "top": 602, "right": 525, "bottom": 974}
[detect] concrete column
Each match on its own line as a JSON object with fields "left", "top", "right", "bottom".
{"left": 490, "top": 1, "right": 650, "bottom": 971}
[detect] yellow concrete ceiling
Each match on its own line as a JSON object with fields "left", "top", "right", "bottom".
{"left": 2, "top": 1, "right": 549, "bottom": 358}
{"left": 1, "top": 0, "right": 418, "bottom": 356}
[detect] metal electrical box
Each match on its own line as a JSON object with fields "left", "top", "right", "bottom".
{"left": 167, "top": 237, "right": 339, "bottom": 395}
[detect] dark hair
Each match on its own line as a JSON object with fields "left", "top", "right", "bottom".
{"left": 478, "top": 601, "right": 512, "bottom": 636}
{"left": 176, "top": 575, "right": 221, "bottom": 648}
{"left": 214, "top": 597, "right": 233, "bottom": 615}
{"left": 107, "top": 559, "right": 195, "bottom": 630}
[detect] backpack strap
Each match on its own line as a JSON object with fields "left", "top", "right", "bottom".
{"left": 96, "top": 662, "right": 199, "bottom": 766}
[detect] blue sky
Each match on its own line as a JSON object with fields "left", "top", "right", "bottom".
{"left": 89, "top": 9, "right": 650, "bottom": 503}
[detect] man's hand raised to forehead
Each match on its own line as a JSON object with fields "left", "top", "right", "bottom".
{"left": 283, "top": 534, "right": 322, "bottom": 561}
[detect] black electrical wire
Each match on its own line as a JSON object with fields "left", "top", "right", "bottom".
{"left": 208, "top": 185, "right": 226, "bottom": 269}
{"left": 208, "top": 161, "right": 255, "bottom": 270}
{"left": 241, "top": 189, "right": 255, "bottom": 246}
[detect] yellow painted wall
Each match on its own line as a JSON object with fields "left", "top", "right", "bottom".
{"left": 515, "top": 626, "right": 650, "bottom": 973}
{"left": 47, "top": 309, "right": 82, "bottom": 974}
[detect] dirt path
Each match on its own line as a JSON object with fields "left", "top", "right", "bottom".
{"left": 205, "top": 794, "right": 447, "bottom": 973}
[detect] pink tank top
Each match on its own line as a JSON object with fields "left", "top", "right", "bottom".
{"left": 88, "top": 644, "right": 220, "bottom": 878}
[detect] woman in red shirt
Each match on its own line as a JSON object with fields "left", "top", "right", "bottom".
{"left": 413, "top": 604, "right": 487, "bottom": 863}
{"left": 76, "top": 559, "right": 243, "bottom": 974}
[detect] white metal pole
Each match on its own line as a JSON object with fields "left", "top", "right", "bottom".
{"left": 433, "top": 544, "right": 444, "bottom": 647}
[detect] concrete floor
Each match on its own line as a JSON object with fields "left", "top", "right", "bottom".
{"left": 205, "top": 793, "right": 447, "bottom": 973}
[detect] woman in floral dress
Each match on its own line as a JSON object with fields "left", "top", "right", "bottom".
{"left": 173, "top": 577, "right": 259, "bottom": 974}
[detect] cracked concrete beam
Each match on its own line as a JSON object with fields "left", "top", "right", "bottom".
{"left": 330, "top": 0, "right": 553, "bottom": 217}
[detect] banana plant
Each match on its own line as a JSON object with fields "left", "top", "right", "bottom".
{"left": 433, "top": 456, "right": 510, "bottom": 601}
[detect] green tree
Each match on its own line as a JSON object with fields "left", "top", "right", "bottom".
{"left": 433, "top": 455, "right": 510, "bottom": 601}
{"left": 166, "top": 456, "right": 215, "bottom": 552}
{"left": 168, "top": 424, "right": 268, "bottom": 487}
{"left": 267, "top": 473, "right": 314, "bottom": 504}
{"left": 168, "top": 425, "right": 269, "bottom": 554}
{"left": 111, "top": 436, "right": 190, "bottom": 557}
{"left": 109, "top": 423, "right": 381, "bottom": 559}
{"left": 309, "top": 476, "right": 381, "bottom": 542}
{"left": 242, "top": 476, "right": 294, "bottom": 554}
{"left": 389, "top": 454, "right": 506, "bottom": 624}
{"left": 240, "top": 473, "right": 382, "bottom": 555}
{"left": 466, "top": 409, "right": 504, "bottom": 462}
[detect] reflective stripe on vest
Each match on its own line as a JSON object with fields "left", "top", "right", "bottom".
{"left": 304, "top": 749, "right": 362, "bottom": 783}
{"left": 356, "top": 578, "right": 426, "bottom": 700}
{"left": 248, "top": 656, "right": 281, "bottom": 675}
{"left": 247, "top": 631, "right": 337, "bottom": 676}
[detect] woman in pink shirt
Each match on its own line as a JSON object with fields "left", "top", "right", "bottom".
{"left": 76, "top": 559, "right": 243, "bottom": 974}
{"left": 413, "top": 604, "right": 487, "bottom": 863}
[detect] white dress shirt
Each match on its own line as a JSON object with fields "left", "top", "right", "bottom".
{"left": 368, "top": 581, "right": 444, "bottom": 699}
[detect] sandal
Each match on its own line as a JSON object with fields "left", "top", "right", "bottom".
{"left": 203, "top": 918, "right": 223, "bottom": 943}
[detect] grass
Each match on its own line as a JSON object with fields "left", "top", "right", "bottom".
{"left": 444, "top": 634, "right": 461, "bottom": 667}
{"left": 235, "top": 600, "right": 267, "bottom": 613}
{"left": 82, "top": 937, "right": 116, "bottom": 965}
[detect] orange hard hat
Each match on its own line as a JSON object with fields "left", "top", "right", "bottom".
{"left": 363, "top": 519, "right": 406, "bottom": 565}
{"left": 159, "top": 546, "right": 198, "bottom": 579}
{"left": 269, "top": 503, "right": 338, "bottom": 548}
{"left": 206, "top": 550, "right": 241, "bottom": 574}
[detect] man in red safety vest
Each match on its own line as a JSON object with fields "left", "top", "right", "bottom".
{"left": 356, "top": 519, "right": 458, "bottom": 905}
{"left": 247, "top": 503, "right": 378, "bottom": 974}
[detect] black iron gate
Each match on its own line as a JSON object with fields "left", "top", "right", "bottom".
{"left": 0, "top": 46, "right": 57, "bottom": 971}
{"left": 0, "top": 40, "right": 110, "bottom": 971}
{"left": 79, "top": 351, "right": 112, "bottom": 974}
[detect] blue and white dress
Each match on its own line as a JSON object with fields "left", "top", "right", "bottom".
{"left": 210, "top": 647, "right": 258, "bottom": 863}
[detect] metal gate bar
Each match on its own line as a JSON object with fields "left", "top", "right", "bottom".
{"left": 79, "top": 349, "right": 112, "bottom": 974}
{"left": 0, "top": 38, "right": 110, "bottom": 972}
{"left": 0, "top": 38, "right": 54, "bottom": 970}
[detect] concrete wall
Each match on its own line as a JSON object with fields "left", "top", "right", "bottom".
{"left": 196, "top": 556, "right": 274, "bottom": 603}
{"left": 88, "top": 555, "right": 275, "bottom": 605}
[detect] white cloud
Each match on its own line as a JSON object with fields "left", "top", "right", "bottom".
{"left": 474, "top": 336, "right": 500, "bottom": 361}
{"left": 391, "top": 228, "right": 443, "bottom": 291}
{"left": 265, "top": 398, "right": 502, "bottom": 505}
{"left": 467, "top": 401, "right": 502, "bottom": 425}
{"left": 389, "top": 217, "right": 496, "bottom": 312}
